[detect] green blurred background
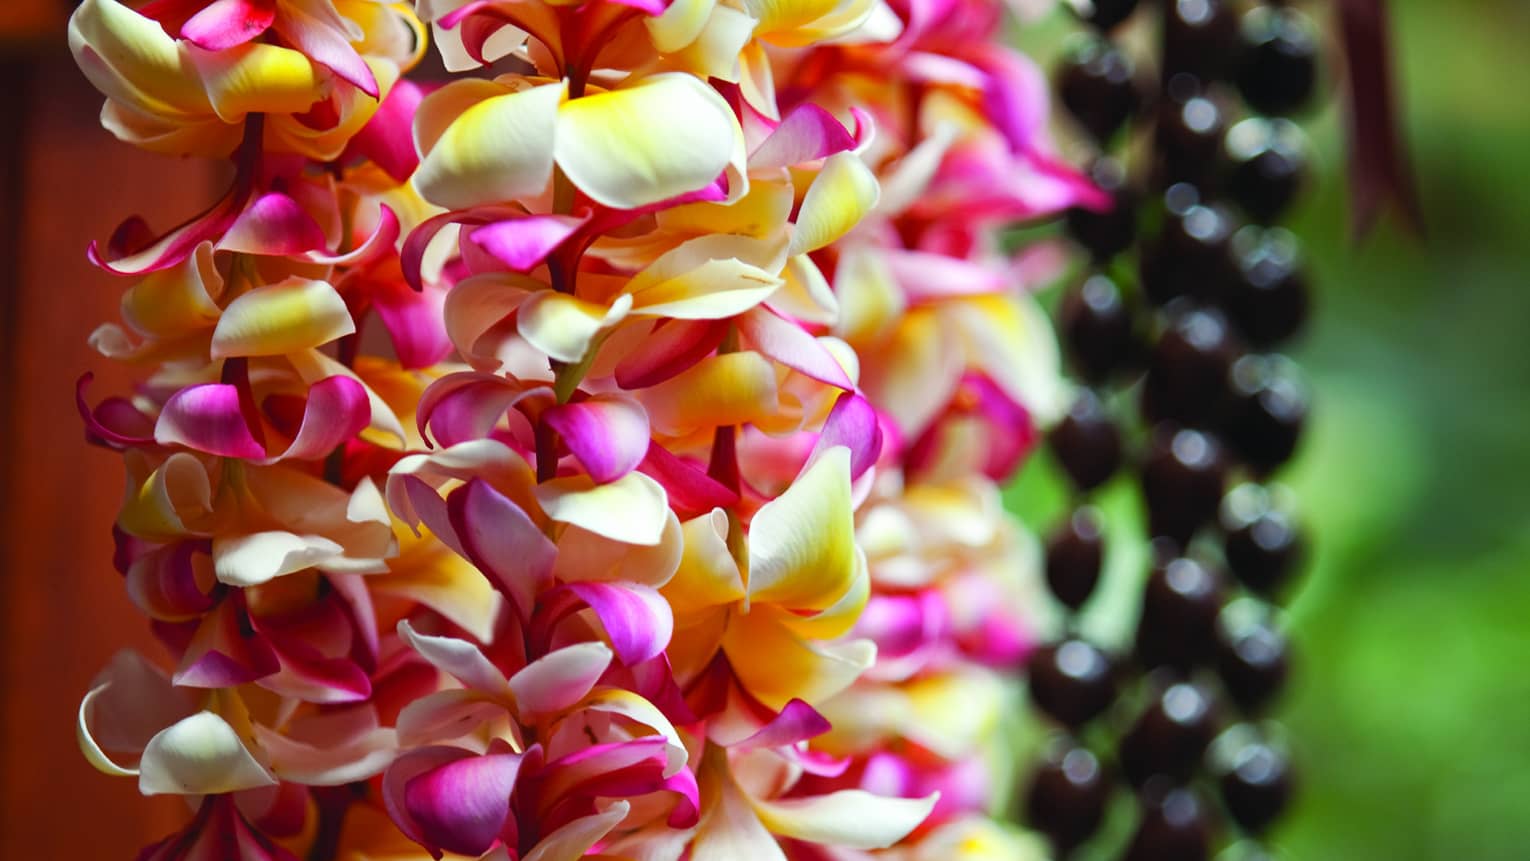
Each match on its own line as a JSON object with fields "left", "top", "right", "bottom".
{"left": 1005, "top": 1, "right": 1530, "bottom": 857}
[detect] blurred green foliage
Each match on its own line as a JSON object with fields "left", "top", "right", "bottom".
{"left": 1004, "top": 1, "right": 1530, "bottom": 857}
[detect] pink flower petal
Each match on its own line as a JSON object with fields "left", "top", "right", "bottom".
{"left": 812, "top": 392, "right": 884, "bottom": 480}
{"left": 88, "top": 185, "right": 247, "bottom": 276}
{"left": 125, "top": 541, "right": 217, "bottom": 620}
{"left": 138, "top": 796, "right": 300, "bottom": 861}
{"left": 614, "top": 319, "right": 727, "bottom": 390}
{"left": 347, "top": 79, "right": 426, "bottom": 183}
{"left": 750, "top": 103, "right": 858, "bottom": 171}
{"left": 401, "top": 205, "right": 524, "bottom": 291}
{"left": 467, "top": 213, "right": 590, "bottom": 272}
{"left": 566, "top": 581, "right": 674, "bottom": 666}
{"left": 539, "top": 738, "right": 674, "bottom": 825}
{"left": 180, "top": 0, "right": 275, "bottom": 50}
{"left": 446, "top": 478, "right": 556, "bottom": 619}
{"left": 305, "top": 202, "right": 402, "bottom": 266}
{"left": 737, "top": 306, "right": 854, "bottom": 389}
{"left": 635, "top": 442, "right": 739, "bottom": 519}
{"left": 265, "top": 375, "right": 371, "bottom": 461}
{"left": 76, "top": 373, "right": 154, "bottom": 450}
{"left": 416, "top": 372, "right": 524, "bottom": 448}
{"left": 220, "top": 192, "right": 330, "bottom": 257}
{"left": 404, "top": 752, "right": 524, "bottom": 857}
{"left": 736, "top": 699, "right": 833, "bottom": 750}
{"left": 373, "top": 280, "right": 452, "bottom": 370}
{"left": 508, "top": 642, "right": 613, "bottom": 715}
{"left": 883, "top": 249, "right": 1007, "bottom": 302}
{"left": 155, "top": 383, "right": 267, "bottom": 459}
{"left": 174, "top": 598, "right": 280, "bottom": 688}
{"left": 271, "top": 2, "right": 379, "bottom": 97}
{"left": 542, "top": 396, "right": 650, "bottom": 484}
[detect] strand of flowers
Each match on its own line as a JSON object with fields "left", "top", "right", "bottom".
{"left": 67, "top": 0, "right": 1102, "bottom": 858}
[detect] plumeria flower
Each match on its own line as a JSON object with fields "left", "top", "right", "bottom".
{"left": 68, "top": 0, "right": 422, "bottom": 159}
{"left": 385, "top": 438, "right": 684, "bottom": 621}
{"left": 420, "top": 0, "right": 882, "bottom": 110}
{"left": 663, "top": 731, "right": 938, "bottom": 860}
{"left": 663, "top": 446, "right": 874, "bottom": 712}
{"left": 412, "top": 73, "right": 747, "bottom": 213}
{"left": 78, "top": 650, "right": 397, "bottom": 794}
{"left": 376, "top": 622, "right": 699, "bottom": 858}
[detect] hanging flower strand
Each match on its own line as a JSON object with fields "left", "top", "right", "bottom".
{"left": 64, "top": 0, "right": 1136, "bottom": 858}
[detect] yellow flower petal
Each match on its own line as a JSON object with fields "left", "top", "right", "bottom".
{"left": 68, "top": 0, "right": 208, "bottom": 118}
{"left": 210, "top": 277, "right": 354, "bottom": 359}
{"left": 664, "top": 509, "right": 746, "bottom": 613}
{"left": 641, "top": 351, "right": 779, "bottom": 437}
{"left": 555, "top": 73, "right": 739, "bottom": 209}
{"left": 646, "top": 0, "right": 716, "bottom": 53}
{"left": 414, "top": 80, "right": 563, "bottom": 210}
{"left": 190, "top": 42, "right": 324, "bottom": 122}
{"left": 534, "top": 471, "right": 670, "bottom": 546}
{"left": 753, "top": 790, "right": 938, "bottom": 850}
{"left": 832, "top": 244, "right": 905, "bottom": 344}
{"left": 722, "top": 606, "right": 874, "bottom": 709}
{"left": 120, "top": 242, "right": 223, "bottom": 337}
{"left": 517, "top": 291, "right": 631, "bottom": 363}
{"left": 789, "top": 151, "right": 878, "bottom": 256}
{"left": 118, "top": 453, "right": 212, "bottom": 541}
{"left": 746, "top": 447, "right": 856, "bottom": 610}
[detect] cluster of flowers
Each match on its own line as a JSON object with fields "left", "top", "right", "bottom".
{"left": 69, "top": 0, "right": 1105, "bottom": 857}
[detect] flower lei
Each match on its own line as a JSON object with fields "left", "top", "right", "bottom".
{"left": 70, "top": 0, "right": 1109, "bottom": 858}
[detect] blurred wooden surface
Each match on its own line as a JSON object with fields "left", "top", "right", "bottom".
{"left": 0, "top": 2, "right": 61, "bottom": 45}
{"left": 0, "top": 48, "right": 218, "bottom": 855}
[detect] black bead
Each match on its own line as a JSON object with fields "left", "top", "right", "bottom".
{"left": 1214, "top": 602, "right": 1290, "bottom": 712}
{"left": 1221, "top": 354, "right": 1307, "bottom": 474}
{"left": 1155, "top": 78, "right": 1229, "bottom": 190}
{"left": 1221, "top": 485, "right": 1304, "bottom": 597}
{"left": 1120, "top": 682, "right": 1221, "bottom": 786}
{"left": 1076, "top": 0, "right": 1140, "bottom": 33}
{"left": 1123, "top": 781, "right": 1213, "bottom": 861}
{"left": 1140, "top": 188, "right": 1237, "bottom": 307}
{"left": 1029, "top": 639, "right": 1117, "bottom": 727}
{"left": 1140, "top": 426, "right": 1229, "bottom": 544}
{"left": 1061, "top": 273, "right": 1139, "bottom": 383}
{"left": 1236, "top": 6, "right": 1319, "bottom": 116}
{"left": 1051, "top": 390, "right": 1124, "bottom": 493}
{"left": 1162, "top": 0, "right": 1238, "bottom": 84}
{"left": 1225, "top": 227, "right": 1310, "bottom": 348}
{"left": 1046, "top": 507, "right": 1106, "bottom": 610}
{"left": 1225, "top": 119, "right": 1308, "bottom": 223}
{"left": 1141, "top": 305, "right": 1239, "bottom": 426}
{"left": 1218, "top": 740, "right": 1293, "bottom": 833}
{"left": 1066, "top": 158, "right": 1138, "bottom": 261}
{"left": 1025, "top": 742, "right": 1111, "bottom": 850}
{"left": 1059, "top": 37, "right": 1142, "bottom": 144}
{"left": 1136, "top": 556, "right": 1227, "bottom": 670}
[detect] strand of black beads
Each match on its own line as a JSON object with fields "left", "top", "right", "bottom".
{"left": 1041, "top": 1, "right": 1315, "bottom": 856}
{"left": 1025, "top": 8, "right": 1161, "bottom": 853}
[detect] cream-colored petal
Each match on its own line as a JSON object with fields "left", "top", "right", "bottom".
{"left": 189, "top": 42, "right": 323, "bottom": 121}
{"left": 138, "top": 711, "right": 277, "bottom": 796}
{"left": 210, "top": 278, "right": 354, "bottom": 359}
{"left": 517, "top": 291, "right": 631, "bottom": 363}
{"left": 414, "top": 80, "right": 563, "bottom": 210}
{"left": 789, "top": 151, "right": 878, "bottom": 256}
{"left": 555, "top": 73, "right": 739, "bottom": 209}
{"left": 753, "top": 790, "right": 938, "bottom": 849}
{"left": 212, "top": 531, "right": 345, "bottom": 587}
{"left": 534, "top": 471, "right": 670, "bottom": 546}
{"left": 746, "top": 447, "right": 856, "bottom": 609}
